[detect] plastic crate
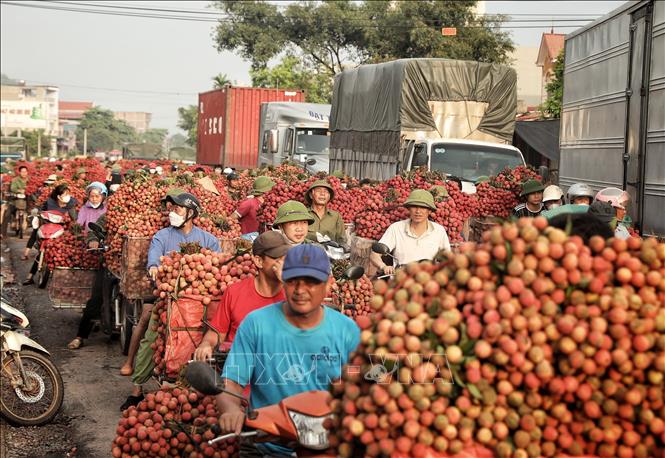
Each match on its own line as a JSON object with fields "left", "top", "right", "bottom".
{"left": 48, "top": 268, "right": 97, "bottom": 309}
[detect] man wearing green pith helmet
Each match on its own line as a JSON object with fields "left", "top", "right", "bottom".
{"left": 272, "top": 200, "right": 314, "bottom": 245}
{"left": 370, "top": 189, "right": 451, "bottom": 274}
{"left": 304, "top": 179, "right": 346, "bottom": 245}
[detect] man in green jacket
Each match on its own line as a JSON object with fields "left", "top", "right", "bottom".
{"left": 304, "top": 180, "right": 346, "bottom": 245}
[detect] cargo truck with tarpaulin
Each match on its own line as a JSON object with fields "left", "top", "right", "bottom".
{"left": 329, "top": 58, "right": 526, "bottom": 184}
{"left": 196, "top": 86, "right": 304, "bottom": 169}
{"left": 559, "top": 0, "right": 664, "bottom": 236}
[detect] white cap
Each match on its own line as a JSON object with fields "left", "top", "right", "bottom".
{"left": 223, "top": 167, "right": 233, "bottom": 175}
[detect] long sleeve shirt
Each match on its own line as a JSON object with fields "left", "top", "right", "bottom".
{"left": 76, "top": 202, "right": 107, "bottom": 231}
{"left": 43, "top": 197, "right": 78, "bottom": 220}
{"left": 10, "top": 177, "right": 27, "bottom": 194}
{"left": 306, "top": 206, "right": 346, "bottom": 244}
{"left": 147, "top": 226, "right": 220, "bottom": 270}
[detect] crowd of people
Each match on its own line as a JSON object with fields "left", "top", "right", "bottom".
{"left": 0, "top": 160, "right": 640, "bottom": 457}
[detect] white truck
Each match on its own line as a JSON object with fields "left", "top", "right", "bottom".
{"left": 328, "top": 58, "right": 529, "bottom": 184}
{"left": 258, "top": 102, "right": 332, "bottom": 174}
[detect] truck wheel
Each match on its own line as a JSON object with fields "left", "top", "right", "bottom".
{"left": 119, "top": 298, "right": 133, "bottom": 356}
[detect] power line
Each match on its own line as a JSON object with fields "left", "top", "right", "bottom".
{"left": 3, "top": 1, "right": 595, "bottom": 28}
{"left": 22, "top": 79, "right": 197, "bottom": 96}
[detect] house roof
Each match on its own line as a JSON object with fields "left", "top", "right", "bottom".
{"left": 59, "top": 101, "right": 93, "bottom": 119}
{"left": 536, "top": 33, "right": 565, "bottom": 66}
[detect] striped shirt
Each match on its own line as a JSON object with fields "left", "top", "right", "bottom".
{"left": 512, "top": 203, "right": 543, "bottom": 218}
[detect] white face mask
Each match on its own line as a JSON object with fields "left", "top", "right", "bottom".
{"left": 60, "top": 195, "right": 71, "bottom": 203}
{"left": 90, "top": 202, "right": 102, "bottom": 209}
{"left": 169, "top": 211, "right": 185, "bottom": 228}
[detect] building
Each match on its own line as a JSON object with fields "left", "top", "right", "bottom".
{"left": 59, "top": 101, "right": 93, "bottom": 152}
{"left": 536, "top": 33, "right": 565, "bottom": 103}
{"left": 1, "top": 82, "right": 59, "bottom": 138}
{"left": 113, "top": 111, "right": 151, "bottom": 133}
{"left": 509, "top": 46, "right": 542, "bottom": 112}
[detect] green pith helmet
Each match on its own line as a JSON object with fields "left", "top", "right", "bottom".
{"left": 331, "top": 170, "right": 344, "bottom": 178}
{"left": 475, "top": 176, "right": 490, "bottom": 184}
{"left": 404, "top": 189, "right": 437, "bottom": 210}
{"left": 273, "top": 200, "right": 315, "bottom": 226}
{"left": 430, "top": 185, "right": 449, "bottom": 198}
{"left": 252, "top": 176, "right": 275, "bottom": 196}
{"left": 304, "top": 180, "right": 335, "bottom": 205}
{"left": 162, "top": 187, "right": 187, "bottom": 202}
{"left": 520, "top": 179, "right": 545, "bottom": 197}
{"left": 77, "top": 167, "right": 86, "bottom": 174}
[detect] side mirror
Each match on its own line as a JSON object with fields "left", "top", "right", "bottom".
{"left": 185, "top": 362, "right": 223, "bottom": 396}
{"left": 306, "top": 158, "right": 316, "bottom": 166}
{"left": 371, "top": 242, "right": 390, "bottom": 255}
{"left": 88, "top": 222, "right": 105, "bottom": 240}
{"left": 269, "top": 129, "right": 279, "bottom": 154}
{"left": 538, "top": 165, "right": 550, "bottom": 182}
{"left": 344, "top": 266, "right": 365, "bottom": 281}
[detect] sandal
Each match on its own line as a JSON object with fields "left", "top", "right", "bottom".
{"left": 120, "top": 364, "right": 133, "bottom": 376}
{"left": 68, "top": 337, "right": 83, "bottom": 350}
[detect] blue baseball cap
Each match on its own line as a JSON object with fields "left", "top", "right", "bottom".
{"left": 282, "top": 244, "right": 331, "bottom": 283}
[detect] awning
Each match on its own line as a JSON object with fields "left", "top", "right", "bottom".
{"left": 514, "top": 119, "right": 560, "bottom": 162}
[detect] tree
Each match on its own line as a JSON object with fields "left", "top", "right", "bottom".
{"left": 139, "top": 128, "right": 168, "bottom": 145}
{"left": 167, "top": 133, "right": 187, "bottom": 148}
{"left": 22, "top": 129, "right": 51, "bottom": 157}
{"left": 1, "top": 73, "right": 17, "bottom": 85}
{"left": 76, "top": 107, "right": 137, "bottom": 152}
{"left": 211, "top": 1, "right": 514, "bottom": 75}
{"left": 542, "top": 49, "right": 564, "bottom": 119}
{"left": 212, "top": 73, "right": 231, "bottom": 89}
{"left": 250, "top": 55, "right": 332, "bottom": 103}
{"left": 177, "top": 105, "right": 198, "bottom": 146}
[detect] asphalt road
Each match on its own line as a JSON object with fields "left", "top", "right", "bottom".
{"left": 1, "top": 236, "right": 156, "bottom": 457}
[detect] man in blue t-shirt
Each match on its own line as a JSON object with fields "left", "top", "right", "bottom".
{"left": 219, "top": 244, "right": 360, "bottom": 456}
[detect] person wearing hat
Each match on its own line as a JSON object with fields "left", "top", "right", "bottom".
{"left": 512, "top": 180, "right": 545, "bottom": 218}
{"left": 216, "top": 244, "right": 360, "bottom": 457}
{"left": 304, "top": 179, "right": 346, "bottom": 245}
{"left": 76, "top": 182, "right": 108, "bottom": 232}
{"left": 226, "top": 171, "right": 241, "bottom": 190}
{"left": 567, "top": 182, "right": 595, "bottom": 206}
{"left": 108, "top": 166, "right": 123, "bottom": 195}
{"left": 120, "top": 190, "right": 221, "bottom": 407}
{"left": 75, "top": 167, "right": 87, "bottom": 182}
{"left": 370, "top": 189, "right": 451, "bottom": 274}
{"left": 193, "top": 231, "right": 289, "bottom": 362}
{"left": 272, "top": 200, "right": 315, "bottom": 245}
{"left": 542, "top": 185, "right": 565, "bottom": 210}
{"left": 232, "top": 176, "right": 275, "bottom": 238}
{"left": 593, "top": 187, "right": 632, "bottom": 240}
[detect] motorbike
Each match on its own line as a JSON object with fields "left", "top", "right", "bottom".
{"left": 0, "top": 293, "right": 64, "bottom": 425}
{"left": 87, "top": 222, "right": 138, "bottom": 355}
{"left": 323, "top": 265, "right": 365, "bottom": 314}
{"left": 10, "top": 193, "right": 28, "bottom": 239}
{"left": 185, "top": 361, "right": 335, "bottom": 457}
{"left": 32, "top": 210, "right": 67, "bottom": 289}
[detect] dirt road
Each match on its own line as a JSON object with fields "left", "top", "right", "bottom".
{"left": 1, "top": 237, "right": 157, "bottom": 457}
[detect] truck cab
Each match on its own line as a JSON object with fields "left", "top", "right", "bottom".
{"left": 405, "top": 138, "right": 527, "bottom": 192}
{"left": 258, "top": 102, "right": 331, "bottom": 174}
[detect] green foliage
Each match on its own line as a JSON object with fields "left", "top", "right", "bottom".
{"left": 1, "top": 73, "right": 17, "bottom": 85}
{"left": 212, "top": 1, "right": 514, "bottom": 73}
{"left": 167, "top": 133, "right": 187, "bottom": 148}
{"left": 250, "top": 55, "right": 332, "bottom": 104}
{"left": 212, "top": 73, "right": 231, "bottom": 89}
{"left": 76, "top": 107, "right": 137, "bottom": 152}
{"left": 542, "top": 50, "right": 564, "bottom": 119}
{"left": 21, "top": 129, "right": 51, "bottom": 157}
{"left": 177, "top": 105, "right": 198, "bottom": 147}
{"left": 139, "top": 128, "right": 168, "bottom": 145}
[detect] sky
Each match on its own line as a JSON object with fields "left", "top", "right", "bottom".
{"left": 1, "top": 0, "right": 627, "bottom": 135}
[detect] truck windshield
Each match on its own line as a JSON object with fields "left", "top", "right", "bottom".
{"left": 430, "top": 143, "right": 524, "bottom": 181}
{"left": 295, "top": 129, "right": 330, "bottom": 155}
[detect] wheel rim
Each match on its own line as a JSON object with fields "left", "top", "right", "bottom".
{"left": 1, "top": 354, "right": 60, "bottom": 423}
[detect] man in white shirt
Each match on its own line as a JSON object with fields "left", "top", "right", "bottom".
{"left": 370, "top": 189, "right": 451, "bottom": 274}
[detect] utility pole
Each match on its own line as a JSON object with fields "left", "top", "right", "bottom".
{"left": 37, "top": 132, "right": 41, "bottom": 156}
{"left": 83, "top": 128, "right": 87, "bottom": 156}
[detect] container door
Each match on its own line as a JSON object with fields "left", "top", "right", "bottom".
{"left": 624, "top": 2, "right": 653, "bottom": 231}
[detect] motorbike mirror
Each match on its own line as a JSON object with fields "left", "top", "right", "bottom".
{"left": 344, "top": 266, "right": 365, "bottom": 280}
{"left": 88, "top": 222, "right": 105, "bottom": 239}
{"left": 371, "top": 242, "right": 390, "bottom": 255}
{"left": 325, "top": 240, "right": 340, "bottom": 248}
{"left": 185, "top": 362, "right": 222, "bottom": 396}
{"left": 306, "top": 158, "right": 316, "bottom": 166}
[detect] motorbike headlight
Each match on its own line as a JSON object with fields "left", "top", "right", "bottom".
{"left": 287, "top": 410, "right": 330, "bottom": 450}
